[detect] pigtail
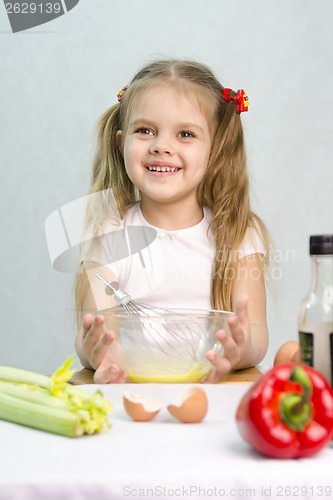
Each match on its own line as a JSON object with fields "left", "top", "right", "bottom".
{"left": 198, "top": 99, "right": 265, "bottom": 311}
{"left": 74, "top": 104, "right": 136, "bottom": 325}
{"left": 90, "top": 104, "right": 136, "bottom": 219}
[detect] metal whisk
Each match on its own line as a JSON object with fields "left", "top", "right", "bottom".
{"left": 96, "top": 274, "right": 175, "bottom": 317}
{"left": 95, "top": 273, "right": 205, "bottom": 357}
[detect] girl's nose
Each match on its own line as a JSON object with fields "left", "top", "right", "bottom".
{"left": 149, "top": 137, "right": 173, "bottom": 155}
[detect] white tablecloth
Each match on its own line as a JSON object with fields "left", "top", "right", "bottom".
{"left": 0, "top": 383, "right": 332, "bottom": 500}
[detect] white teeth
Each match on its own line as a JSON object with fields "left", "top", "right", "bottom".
{"left": 147, "top": 166, "right": 178, "bottom": 172}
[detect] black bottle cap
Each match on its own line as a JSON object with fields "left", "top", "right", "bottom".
{"left": 310, "top": 235, "right": 333, "bottom": 255}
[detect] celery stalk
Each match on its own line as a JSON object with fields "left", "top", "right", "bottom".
{"left": 0, "top": 366, "right": 50, "bottom": 388}
{"left": 0, "top": 381, "right": 69, "bottom": 410}
{"left": 0, "top": 392, "right": 83, "bottom": 437}
{"left": 0, "top": 355, "right": 112, "bottom": 437}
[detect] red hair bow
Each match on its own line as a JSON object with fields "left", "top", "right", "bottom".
{"left": 117, "top": 85, "right": 128, "bottom": 102}
{"left": 223, "top": 88, "right": 249, "bottom": 114}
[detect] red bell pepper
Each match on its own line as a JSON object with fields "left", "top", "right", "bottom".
{"left": 236, "top": 363, "right": 333, "bottom": 458}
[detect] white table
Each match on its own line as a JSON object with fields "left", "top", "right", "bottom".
{"left": 0, "top": 383, "right": 332, "bottom": 500}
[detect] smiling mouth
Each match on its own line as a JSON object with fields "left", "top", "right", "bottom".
{"left": 146, "top": 166, "right": 180, "bottom": 172}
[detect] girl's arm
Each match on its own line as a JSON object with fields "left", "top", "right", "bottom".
{"left": 75, "top": 263, "right": 129, "bottom": 383}
{"left": 232, "top": 252, "right": 268, "bottom": 367}
{"left": 206, "top": 253, "right": 268, "bottom": 381}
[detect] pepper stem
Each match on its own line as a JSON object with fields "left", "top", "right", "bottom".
{"left": 280, "top": 366, "right": 313, "bottom": 431}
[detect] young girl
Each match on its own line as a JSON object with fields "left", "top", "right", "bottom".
{"left": 75, "top": 59, "right": 271, "bottom": 384}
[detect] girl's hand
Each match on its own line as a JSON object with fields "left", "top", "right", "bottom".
{"left": 81, "top": 313, "right": 129, "bottom": 384}
{"left": 205, "top": 294, "right": 252, "bottom": 383}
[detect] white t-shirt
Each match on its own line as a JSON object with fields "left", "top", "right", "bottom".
{"left": 91, "top": 202, "right": 265, "bottom": 310}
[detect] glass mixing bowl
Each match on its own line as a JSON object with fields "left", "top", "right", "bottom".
{"left": 99, "top": 307, "right": 234, "bottom": 383}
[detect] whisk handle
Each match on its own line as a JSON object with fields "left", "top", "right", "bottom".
{"left": 96, "top": 274, "right": 131, "bottom": 305}
{"left": 113, "top": 287, "right": 131, "bottom": 305}
{"left": 104, "top": 280, "right": 131, "bottom": 305}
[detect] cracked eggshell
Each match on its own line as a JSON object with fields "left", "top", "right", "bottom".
{"left": 123, "top": 392, "right": 163, "bottom": 422}
{"left": 167, "top": 386, "right": 208, "bottom": 423}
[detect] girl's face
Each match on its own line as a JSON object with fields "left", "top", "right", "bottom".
{"left": 118, "top": 84, "right": 212, "bottom": 212}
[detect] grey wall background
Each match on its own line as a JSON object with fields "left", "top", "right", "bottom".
{"left": 0, "top": 0, "right": 332, "bottom": 374}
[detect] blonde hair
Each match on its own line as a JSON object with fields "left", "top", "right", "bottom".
{"left": 75, "top": 59, "right": 270, "bottom": 320}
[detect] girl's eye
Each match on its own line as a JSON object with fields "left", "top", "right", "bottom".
{"left": 179, "top": 131, "right": 195, "bottom": 138}
{"left": 136, "top": 127, "right": 153, "bottom": 135}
